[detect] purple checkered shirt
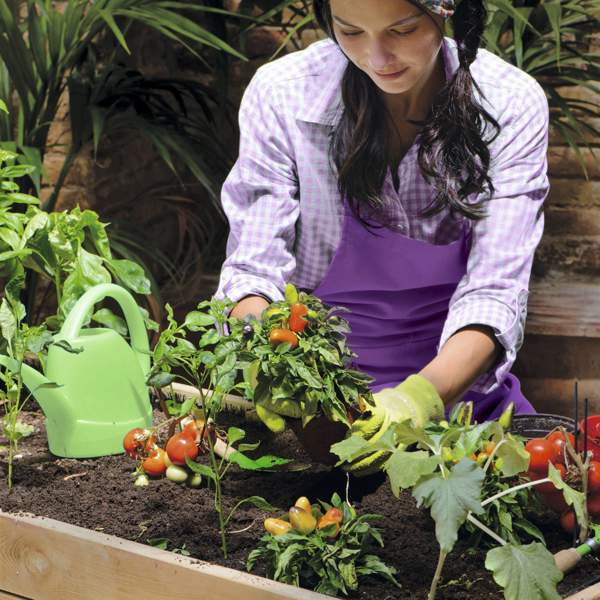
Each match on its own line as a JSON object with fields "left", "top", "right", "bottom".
{"left": 215, "top": 37, "right": 550, "bottom": 393}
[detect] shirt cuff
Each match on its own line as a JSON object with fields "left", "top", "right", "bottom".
{"left": 438, "top": 290, "right": 528, "bottom": 394}
{"left": 214, "top": 273, "right": 283, "bottom": 304}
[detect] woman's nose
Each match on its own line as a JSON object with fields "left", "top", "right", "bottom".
{"left": 367, "top": 40, "right": 395, "bottom": 70}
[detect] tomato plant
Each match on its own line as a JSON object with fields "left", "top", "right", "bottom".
{"left": 588, "top": 460, "right": 600, "bottom": 493}
{"left": 142, "top": 448, "right": 168, "bottom": 477}
{"left": 166, "top": 432, "right": 199, "bottom": 465}
{"left": 560, "top": 510, "right": 576, "bottom": 534}
{"left": 547, "top": 430, "right": 575, "bottom": 465}
{"left": 524, "top": 438, "right": 554, "bottom": 473}
{"left": 123, "top": 428, "right": 154, "bottom": 459}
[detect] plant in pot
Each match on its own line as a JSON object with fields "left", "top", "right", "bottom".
{"left": 236, "top": 283, "right": 375, "bottom": 465}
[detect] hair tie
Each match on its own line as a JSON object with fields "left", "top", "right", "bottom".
{"left": 420, "top": 0, "right": 455, "bottom": 18}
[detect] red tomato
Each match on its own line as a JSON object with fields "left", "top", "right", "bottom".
{"left": 183, "top": 419, "right": 215, "bottom": 443}
{"left": 588, "top": 461, "right": 600, "bottom": 493}
{"left": 587, "top": 493, "right": 600, "bottom": 517}
{"left": 525, "top": 438, "right": 555, "bottom": 473}
{"left": 166, "top": 432, "right": 199, "bottom": 465}
{"left": 539, "top": 490, "right": 568, "bottom": 513}
{"left": 547, "top": 430, "right": 575, "bottom": 465}
{"left": 123, "top": 428, "right": 153, "bottom": 459}
{"left": 560, "top": 510, "right": 576, "bottom": 534}
{"left": 269, "top": 328, "right": 298, "bottom": 348}
{"left": 142, "top": 448, "right": 168, "bottom": 477}
{"left": 529, "top": 463, "right": 566, "bottom": 494}
{"left": 289, "top": 303, "right": 309, "bottom": 333}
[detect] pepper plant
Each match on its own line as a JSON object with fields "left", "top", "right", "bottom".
{"left": 331, "top": 403, "right": 581, "bottom": 600}
{"left": 247, "top": 491, "right": 399, "bottom": 596}
{"left": 241, "top": 283, "right": 374, "bottom": 431}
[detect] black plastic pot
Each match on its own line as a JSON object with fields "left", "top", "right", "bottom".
{"left": 510, "top": 413, "right": 576, "bottom": 440}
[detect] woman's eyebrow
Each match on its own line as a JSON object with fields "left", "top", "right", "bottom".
{"left": 332, "top": 12, "right": 423, "bottom": 28}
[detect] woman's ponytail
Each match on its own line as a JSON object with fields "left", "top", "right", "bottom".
{"left": 418, "top": 0, "right": 500, "bottom": 220}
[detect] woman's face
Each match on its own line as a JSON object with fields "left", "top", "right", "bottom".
{"left": 329, "top": 0, "right": 445, "bottom": 96}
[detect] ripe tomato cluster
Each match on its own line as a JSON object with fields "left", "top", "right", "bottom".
{"left": 525, "top": 430, "right": 600, "bottom": 532}
{"left": 122, "top": 419, "right": 215, "bottom": 486}
{"left": 268, "top": 302, "right": 309, "bottom": 350}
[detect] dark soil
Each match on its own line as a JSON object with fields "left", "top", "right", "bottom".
{"left": 0, "top": 409, "right": 597, "bottom": 599}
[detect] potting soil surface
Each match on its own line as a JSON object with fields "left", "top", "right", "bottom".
{"left": 1, "top": 408, "right": 598, "bottom": 600}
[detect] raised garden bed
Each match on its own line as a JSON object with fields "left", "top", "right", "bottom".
{"left": 0, "top": 409, "right": 597, "bottom": 599}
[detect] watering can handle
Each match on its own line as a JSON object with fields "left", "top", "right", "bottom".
{"left": 59, "top": 283, "right": 150, "bottom": 377}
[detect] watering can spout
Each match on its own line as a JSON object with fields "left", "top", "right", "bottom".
{"left": 0, "top": 355, "right": 75, "bottom": 424}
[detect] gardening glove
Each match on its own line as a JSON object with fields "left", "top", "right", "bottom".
{"left": 344, "top": 374, "right": 444, "bottom": 476}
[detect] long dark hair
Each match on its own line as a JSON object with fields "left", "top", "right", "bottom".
{"left": 313, "top": 0, "right": 501, "bottom": 223}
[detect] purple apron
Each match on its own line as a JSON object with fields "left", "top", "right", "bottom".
{"left": 311, "top": 203, "right": 534, "bottom": 422}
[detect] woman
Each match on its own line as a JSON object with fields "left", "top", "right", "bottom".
{"left": 214, "top": 0, "right": 549, "bottom": 452}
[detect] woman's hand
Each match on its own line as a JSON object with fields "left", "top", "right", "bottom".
{"left": 230, "top": 295, "right": 270, "bottom": 320}
{"left": 344, "top": 374, "right": 445, "bottom": 476}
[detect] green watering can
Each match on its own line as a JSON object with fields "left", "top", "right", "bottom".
{"left": 0, "top": 283, "right": 153, "bottom": 458}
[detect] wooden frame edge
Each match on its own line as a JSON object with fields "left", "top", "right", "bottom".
{"left": 0, "top": 511, "right": 328, "bottom": 600}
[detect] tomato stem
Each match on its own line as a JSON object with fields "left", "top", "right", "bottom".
{"left": 427, "top": 549, "right": 447, "bottom": 600}
{"left": 466, "top": 514, "right": 507, "bottom": 546}
{"left": 481, "top": 477, "right": 553, "bottom": 506}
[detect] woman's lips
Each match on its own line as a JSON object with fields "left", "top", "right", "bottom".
{"left": 374, "top": 67, "right": 409, "bottom": 80}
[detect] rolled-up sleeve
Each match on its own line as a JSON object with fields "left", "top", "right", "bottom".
{"left": 214, "top": 70, "right": 299, "bottom": 304}
{"left": 439, "top": 79, "right": 550, "bottom": 393}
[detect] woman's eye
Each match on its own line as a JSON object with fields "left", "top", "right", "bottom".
{"left": 391, "top": 28, "right": 417, "bottom": 36}
{"left": 340, "top": 30, "right": 362, "bottom": 37}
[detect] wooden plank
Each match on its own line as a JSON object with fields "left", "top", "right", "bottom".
{"left": 0, "top": 512, "right": 328, "bottom": 600}
{"left": 0, "top": 592, "right": 31, "bottom": 600}
{"left": 563, "top": 581, "right": 600, "bottom": 600}
{"left": 526, "top": 279, "right": 600, "bottom": 338}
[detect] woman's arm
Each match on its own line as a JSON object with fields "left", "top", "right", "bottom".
{"left": 437, "top": 78, "right": 550, "bottom": 395}
{"left": 420, "top": 325, "right": 502, "bottom": 404}
{"left": 214, "top": 68, "right": 299, "bottom": 306}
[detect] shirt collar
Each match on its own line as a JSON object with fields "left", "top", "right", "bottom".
{"left": 296, "top": 36, "right": 460, "bottom": 126}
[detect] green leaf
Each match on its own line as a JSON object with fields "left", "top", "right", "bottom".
{"left": 233, "top": 495, "right": 279, "bottom": 512}
{"left": 105, "top": 258, "right": 151, "bottom": 295}
{"left": 485, "top": 542, "right": 563, "bottom": 600}
{"left": 227, "top": 426, "right": 245, "bottom": 446}
{"left": 413, "top": 459, "right": 485, "bottom": 552}
{"left": 184, "top": 458, "right": 216, "bottom": 481}
{"left": 92, "top": 308, "right": 128, "bottom": 336}
{"left": 384, "top": 449, "right": 439, "bottom": 495}
{"left": 228, "top": 451, "right": 292, "bottom": 471}
{"left": 184, "top": 310, "right": 217, "bottom": 330}
{"left": 496, "top": 433, "right": 531, "bottom": 477}
{"left": 330, "top": 434, "right": 372, "bottom": 464}
{"left": 0, "top": 298, "right": 16, "bottom": 343}
{"left": 148, "top": 371, "right": 176, "bottom": 388}
{"left": 237, "top": 440, "right": 261, "bottom": 453}
{"left": 547, "top": 462, "right": 587, "bottom": 527}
